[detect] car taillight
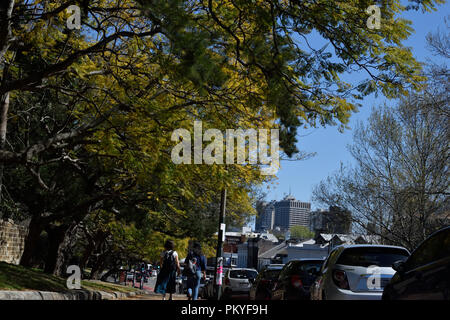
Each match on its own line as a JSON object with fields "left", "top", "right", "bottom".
{"left": 291, "top": 275, "right": 303, "bottom": 288}
{"left": 332, "top": 269, "right": 350, "bottom": 290}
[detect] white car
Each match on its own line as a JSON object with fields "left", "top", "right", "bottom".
{"left": 126, "top": 271, "right": 134, "bottom": 282}
{"left": 221, "top": 268, "right": 258, "bottom": 300}
{"left": 310, "top": 244, "right": 410, "bottom": 300}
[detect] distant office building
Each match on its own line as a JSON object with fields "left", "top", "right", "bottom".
{"left": 255, "top": 201, "right": 275, "bottom": 232}
{"left": 310, "top": 206, "right": 352, "bottom": 235}
{"left": 274, "top": 195, "right": 311, "bottom": 232}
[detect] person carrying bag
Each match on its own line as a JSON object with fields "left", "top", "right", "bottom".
{"left": 184, "top": 242, "right": 206, "bottom": 300}
{"left": 154, "top": 240, "right": 181, "bottom": 300}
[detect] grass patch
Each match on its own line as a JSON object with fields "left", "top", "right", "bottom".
{"left": 0, "top": 261, "right": 67, "bottom": 292}
{"left": 81, "top": 280, "right": 139, "bottom": 293}
{"left": 0, "top": 262, "right": 140, "bottom": 294}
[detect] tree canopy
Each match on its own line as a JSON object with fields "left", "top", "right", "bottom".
{"left": 0, "top": 0, "right": 445, "bottom": 274}
{"left": 290, "top": 225, "right": 314, "bottom": 240}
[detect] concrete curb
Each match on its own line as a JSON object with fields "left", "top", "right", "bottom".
{"left": 0, "top": 288, "right": 148, "bottom": 300}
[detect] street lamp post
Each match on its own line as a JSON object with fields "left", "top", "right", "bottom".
{"left": 213, "top": 188, "right": 227, "bottom": 300}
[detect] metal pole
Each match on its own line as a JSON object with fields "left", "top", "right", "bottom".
{"left": 214, "top": 188, "right": 227, "bottom": 300}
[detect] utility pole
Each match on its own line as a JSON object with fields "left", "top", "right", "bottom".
{"left": 213, "top": 188, "right": 227, "bottom": 300}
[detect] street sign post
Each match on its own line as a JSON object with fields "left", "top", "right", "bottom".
{"left": 213, "top": 188, "right": 227, "bottom": 300}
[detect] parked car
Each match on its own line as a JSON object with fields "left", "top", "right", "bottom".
{"left": 205, "top": 266, "right": 215, "bottom": 281}
{"left": 382, "top": 226, "right": 450, "bottom": 300}
{"left": 201, "top": 277, "right": 214, "bottom": 299}
{"left": 271, "top": 259, "right": 324, "bottom": 300}
{"left": 126, "top": 271, "right": 134, "bottom": 282}
{"left": 221, "top": 268, "right": 258, "bottom": 300}
{"left": 197, "top": 266, "right": 215, "bottom": 297}
{"left": 176, "top": 275, "right": 184, "bottom": 293}
{"left": 311, "top": 245, "right": 410, "bottom": 300}
{"left": 200, "top": 267, "right": 230, "bottom": 300}
{"left": 249, "top": 264, "right": 284, "bottom": 300}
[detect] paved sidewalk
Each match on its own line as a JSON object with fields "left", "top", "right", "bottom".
{"left": 124, "top": 292, "right": 188, "bottom": 300}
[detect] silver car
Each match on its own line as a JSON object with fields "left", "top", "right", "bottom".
{"left": 311, "top": 245, "right": 410, "bottom": 300}
{"left": 222, "top": 268, "right": 258, "bottom": 299}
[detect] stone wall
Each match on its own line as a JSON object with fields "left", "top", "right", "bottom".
{"left": 0, "top": 219, "right": 28, "bottom": 264}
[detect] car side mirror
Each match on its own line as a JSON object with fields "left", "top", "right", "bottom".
{"left": 392, "top": 260, "right": 406, "bottom": 274}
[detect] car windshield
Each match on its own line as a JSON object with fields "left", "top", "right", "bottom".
{"left": 336, "top": 247, "right": 409, "bottom": 267}
{"left": 229, "top": 270, "right": 258, "bottom": 279}
{"left": 295, "top": 262, "right": 323, "bottom": 274}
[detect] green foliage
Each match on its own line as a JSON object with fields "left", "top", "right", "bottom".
{"left": 290, "top": 225, "right": 315, "bottom": 240}
{"left": 0, "top": 0, "right": 445, "bottom": 272}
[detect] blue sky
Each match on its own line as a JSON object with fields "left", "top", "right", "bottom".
{"left": 262, "top": 3, "right": 449, "bottom": 210}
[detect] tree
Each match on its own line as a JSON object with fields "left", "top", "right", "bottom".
{"left": 290, "top": 225, "right": 314, "bottom": 240}
{"left": 424, "top": 17, "right": 449, "bottom": 118}
{"left": 0, "top": 0, "right": 440, "bottom": 166}
{"left": 313, "top": 89, "right": 449, "bottom": 250}
{"left": 313, "top": 17, "right": 450, "bottom": 251}
{"left": 0, "top": 0, "right": 445, "bottom": 273}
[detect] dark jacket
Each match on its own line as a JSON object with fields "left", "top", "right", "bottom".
{"left": 187, "top": 251, "right": 207, "bottom": 272}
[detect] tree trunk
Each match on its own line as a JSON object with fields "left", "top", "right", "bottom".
{"left": 89, "top": 258, "right": 105, "bottom": 280}
{"left": 89, "top": 249, "right": 111, "bottom": 280}
{"left": 80, "top": 241, "right": 95, "bottom": 272}
{"left": 20, "top": 215, "right": 43, "bottom": 267}
{"left": 0, "top": 91, "right": 9, "bottom": 203}
{"left": 100, "top": 266, "right": 120, "bottom": 282}
{"left": 43, "top": 224, "right": 69, "bottom": 274}
{"left": 53, "top": 224, "right": 78, "bottom": 276}
{"left": 0, "top": 1, "right": 14, "bottom": 62}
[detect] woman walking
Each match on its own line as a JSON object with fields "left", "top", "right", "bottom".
{"left": 184, "top": 242, "right": 207, "bottom": 300}
{"left": 154, "top": 240, "right": 181, "bottom": 300}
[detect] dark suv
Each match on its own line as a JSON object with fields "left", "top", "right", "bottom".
{"left": 249, "top": 264, "right": 284, "bottom": 300}
{"left": 383, "top": 226, "right": 450, "bottom": 300}
{"left": 272, "top": 259, "right": 324, "bottom": 300}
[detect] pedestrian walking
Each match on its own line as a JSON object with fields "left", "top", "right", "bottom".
{"left": 184, "top": 242, "right": 207, "bottom": 300}
{"left": 154, "top": 240, "right": 181, "bottom": 300}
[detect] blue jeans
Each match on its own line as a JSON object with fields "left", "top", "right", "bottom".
{"left": 187, "top": 270, "right": 202, "bottom": 300}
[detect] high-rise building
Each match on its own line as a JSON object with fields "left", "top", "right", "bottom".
{"left": 274, "top": 195, "right": 311, "bottom": 231}
{"left": 255, "top": 201, "right": 275, "bottom": 232}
